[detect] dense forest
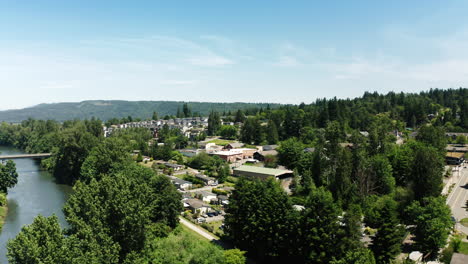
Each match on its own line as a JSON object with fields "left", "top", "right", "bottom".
{"left": 0, "top": 88, "right": 466, "bottom": 263}
{"left": 0, "top": 100, "right": 280, "bottom": 123}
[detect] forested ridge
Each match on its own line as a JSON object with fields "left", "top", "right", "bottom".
{"left": 0, "top": 100, "right": 280, "bottom": 123}
{"left": 0, "top": 88, "right": 466, "bottom": 263}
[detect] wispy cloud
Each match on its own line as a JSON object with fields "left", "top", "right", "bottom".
{"left": 273, "top": 56, "right": 301, "bottom": 67}
{"left": 187, "top": 56, "right": 234, "bottom": 67}
{"left": 160, "top": 80, "right": 198, "bottom": 86}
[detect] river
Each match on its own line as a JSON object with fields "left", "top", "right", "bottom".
{"left": 0, "top": 146, "right": 72, "bottom": 263}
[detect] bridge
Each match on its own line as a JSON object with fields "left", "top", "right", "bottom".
{"left": 0, "top": 153, "right": 52, "bottom": 160}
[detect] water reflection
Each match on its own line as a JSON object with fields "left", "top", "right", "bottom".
{"left": 0, "top": 146, "right": 72, "bottom": 263}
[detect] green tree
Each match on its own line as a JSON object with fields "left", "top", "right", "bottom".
{"left": 370, "top": 196, "right": 404, "bottom": 263}
{"left": 224, "top": 249, "right": 246, "bottom": 264}
{"left": 416, "top": 125, "right": 447, "bottom": 153}
{"left": 225, "top": 177, "right": 293, "bottom": 262}
{"left": 0, "top": 160, "right": 18, "bottom": 193}
{"left": 406, "top": 196, "right": 452, "bottom": 259}
{"left": 7, "top": 215, "right": 65, "bottom": 264}
{"left": 81, "top": 137, "right": 132, "bottom": 183}
{"left": 266, "top": 120, "right": 279, "bottom": 144}
{"left": 234, "top": 110, "right": 246, "bottom": 123}
{"left": 240, "top": 117, "right": 263, "bottom": 145}
{"left": 53, "top": 123, "right": 99, "bottom": 184}
{"left": 300, "top": 187, "right": 343, "bottom": 263}
{"left": 369, "top": 155, "right": 395, "bottom": 195}
{"left": 182, "top": 103, "right": 191, "bottom": 118}
{"left": 219, "top": 125, "right": 238, "bottom": 139}
{"left": 152, "top": 111, "right": 158, "bottom": 120}
{"left": 64, "top": 164, "right": 181, "bottom": 260}
{"left": 411, "top": 144, "right": 444, "bottom": 201}
{"left": 277, "top": 138, "right": 304, "bottom": 169}
{"left": 207, "top": 111, "right": 221, "bottom": 136}
{"left": 331, "top": 248, "right": 376, "bottom": 264}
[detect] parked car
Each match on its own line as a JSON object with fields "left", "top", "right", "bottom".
{"left": 197, "top": 217, "right": 206, "bottom": 223}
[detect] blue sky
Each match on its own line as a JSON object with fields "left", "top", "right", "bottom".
{"left": 1, "top": 0, "right": 468, "bottom": 109}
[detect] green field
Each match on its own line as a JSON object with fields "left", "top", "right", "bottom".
{"left": 0, "top": 205, "right": 7, "bottom": 232}
{"left": 207, "top": 139, "right": 236, "bottom": 146}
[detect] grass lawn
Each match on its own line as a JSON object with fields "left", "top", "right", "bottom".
{"left": 460, "top": 241, "right": 468, "bottom": 255}
{"left": 139, "top": 160, "right": 155, "bottom": 168}
{"left": 0, "top": 204, "right": 7, "bottom": 232}
{"left": 180, "top": 223, "right": 210, "bottom": 241}
{"left": 206, "top": 221, "right": 224, "bottom": 235}
{"left": 460, "top": 218, "right": 468, "bottom": 227}
{"left": 207, "top": 139, "right": 235, "bottom": 146}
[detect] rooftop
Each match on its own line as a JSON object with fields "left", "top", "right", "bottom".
{"left": 185, "top": 199, "right": 209, "bottom": 209}
{"left": 233, "top": 165, "right": 293, "bottom": 177}
{"left": 446, "top": 152, "right": 465, "bottom": 159}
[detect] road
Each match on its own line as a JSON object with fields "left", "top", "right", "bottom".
{"left": 446, "top": 164, "right": 468, "bottom": 234}
{"left": 179, "top": 216, "right": 218, "bottom": 240}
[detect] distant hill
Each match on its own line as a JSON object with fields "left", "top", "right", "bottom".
{"left": 0, "top": 100, "right": 281, "bottom": 122}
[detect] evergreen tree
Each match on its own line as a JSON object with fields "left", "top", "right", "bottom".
{"left": 182, "top": 103, "right": 191, "bottom": 118}
{"left": 207, "top": 111, "right": 221, "bottom": 136}
{"left": 266, "top": 120, "right": 279, "bottom": 144}
{"left": 234, "top": 110, "right": 246, "bottom": 123}
{"left": 225, "top": 177, "right": 293, "bottom": 262}
{"left": 300, "top": 187, "right": 343, "bottom": 263}
{"left": 370, "top": 196, "right": 404, "bottom": 263}
{"left": 411, "top": 144, "right": 444, "bottom": 201}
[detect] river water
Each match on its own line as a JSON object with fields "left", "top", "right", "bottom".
{"left": 0, "top": 146, "right": 72, "bottom": 263}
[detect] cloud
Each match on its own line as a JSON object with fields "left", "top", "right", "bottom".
{"left": 273, "top": 56, "right": 301, "bottom": 67}
{"left": 160, "top": 80, "right": 198, "bottom": 86}
{"left": 187, "top": 56, "right": 234, "bottom": 67}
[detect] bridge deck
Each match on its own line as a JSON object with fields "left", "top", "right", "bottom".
{"left": 0, "top": 153, "right": 52, "bottom": 160}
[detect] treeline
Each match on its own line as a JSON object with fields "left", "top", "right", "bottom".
{"left": 207, "top": 88, "right": 468, "bottom": 146}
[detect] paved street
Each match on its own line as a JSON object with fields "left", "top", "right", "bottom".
{"left": 446, "top": 164, "right": 468, "bottom": 234}
{"left": 179, "top": 216, "right": 218, "bottom": 241}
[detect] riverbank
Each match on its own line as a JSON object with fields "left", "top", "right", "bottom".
{"left": 0, "top": 193, "right": 7, "bottom": 232}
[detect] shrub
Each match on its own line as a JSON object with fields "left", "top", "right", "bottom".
{"left": 0, "top": 193, "right": 6, "bottom": 206}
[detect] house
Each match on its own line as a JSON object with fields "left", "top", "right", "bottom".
{"left": 254, "top": 149, "right": 278, "bottom": 161}
{"left": 171, "top": 177, "right": 193, "bottom": 191}
{"left": 262, "top": 145, "right": 279, "bottom": 151}
{"left": 178, "top": 149, "right": 201, "bottom": 157}
{"left": 446, "top": 132, "right": 468, "bottom": 140}
{"left": 195, "top": 191, "right": 218, "bottom": 203}
{"left": 212, "top": 148, "right": 257, "bottom": 162}
{"left": 164, "top": 163, "right": 184, "bottom": 171}
{"left": 446, "top": 144, "right": 468, "bottom": 153}
{"left": 233, "top": 165, "right": 293, "bottom": 180}
{"left": 217, "top": 195, "right": 229, "bottom": 206}
{"left": 182, "top": 192, "right": 193, "bottom": 200}
{"left": 225, "top": 142, "right": 245, "bottom": 150}
{"left": 195, "top": 174, "right": 218, "bottom": 186}
{"left": 184, "top": 199, "right": 212, "bottom": 214}
{"left": 212, "top": 150, "right": 243, "bottom": 162}
{"left": 446, "top": 152, "right": 465, "bottom": 165}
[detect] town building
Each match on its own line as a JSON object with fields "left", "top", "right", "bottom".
{"left": 184, "top": 199, "right": 212, "bottom": 214}
{"left": 233, "top": 165, "right": 293, "bottom": 180}
{"left": 170, "top": 177, "right": 193, "bottom": 191}
{"left": 195, "top": 174, "right": 218, "bottom": 186}
{"left": 195, "top": 191, "right": 218, "bottom": 203}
